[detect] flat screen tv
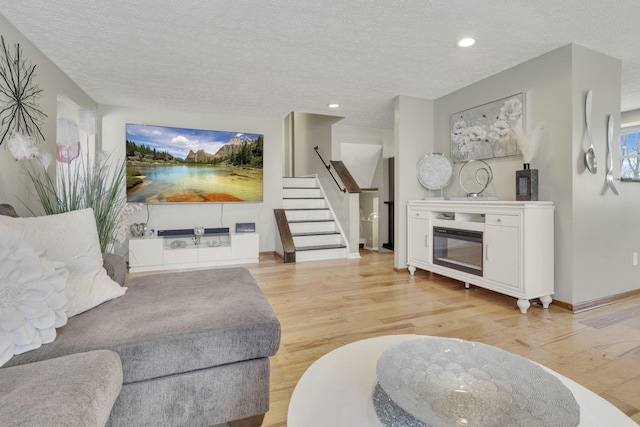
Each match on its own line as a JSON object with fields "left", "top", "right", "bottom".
{"left": 126, "top": 123, "right": 263, "bottom": 203}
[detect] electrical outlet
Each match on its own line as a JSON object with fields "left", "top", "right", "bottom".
{"left": 633, "top": 252, "right": 638, "bottom": 266}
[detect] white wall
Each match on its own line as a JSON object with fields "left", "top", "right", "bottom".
{"left": 570, "top": 45, "right": 632, "bottom": 304}
{"left": 339, "top": 143, "right": 382, "bottom": 189}
{"left": 333, "top": 124, "right": 392, "bottom": 188}
{"left": 99, "top": 105, "right": 283, "bottom": 253}
{"left": 431, "top": 44, "right": 630, "bottom": 306}
{"left": 394, "top": 95, "right": 435, "bottom": 269}
{"left": 0, "top": 15, "right": 96, "bottom": 215}
{"left": 291, "top": 112, "right": 343, "bottom": 177}
{"left": 621, "top": 109, "right": 640, "bottom": 127}
{"left": 332, "top": 124, "right": 393, "bottom": 250}
{"left": 283, "top": 113, "right": 293, "bottom": 177}
{"left": 434, "top": 45, "right": 574, "bottom": 302}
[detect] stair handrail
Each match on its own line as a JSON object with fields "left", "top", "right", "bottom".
{"left": 313, "top": 146, "right": 346, "bottom": 193}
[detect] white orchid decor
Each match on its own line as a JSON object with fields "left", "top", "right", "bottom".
{"left": 7, "top": 133, "right": 38, "bottom": 161}
{"left": 8, "top": 111, "right": 126, "bottom": 253}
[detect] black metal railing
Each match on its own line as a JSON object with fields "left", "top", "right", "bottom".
{"left": 314, "top": 146, "right": 346, "bottom": 193}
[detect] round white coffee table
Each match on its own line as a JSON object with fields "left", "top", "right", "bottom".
{"left": 288, "top": 334, "right": 636, "bottom": 427}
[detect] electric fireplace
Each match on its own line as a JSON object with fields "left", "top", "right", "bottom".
{"left": 432, "top": 226, "right": 483, "bottom": 276}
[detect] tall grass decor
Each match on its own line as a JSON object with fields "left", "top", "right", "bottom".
{"left": 8, "top": 115, "right": 126, "bottom": 253}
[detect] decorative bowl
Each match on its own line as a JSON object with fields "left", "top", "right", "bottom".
{"left": 375, "top": 337, "right": 579, "bottom": 427}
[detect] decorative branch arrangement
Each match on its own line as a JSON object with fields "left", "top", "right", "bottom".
{"left": 514, "top": 121, "right": 546, "bottom": 165}
{"left": 0, "top": 35, "right": 46, "bottom": 147}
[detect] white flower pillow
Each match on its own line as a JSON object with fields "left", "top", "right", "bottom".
{"left": 0, "top": 240, "right": 68, "bottom": 367}
{"left": 0, "top": 208, "right": 126, "bottom": 318}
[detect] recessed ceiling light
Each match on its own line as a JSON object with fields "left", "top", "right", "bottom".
{"left": 457, "top": 38, "right": 476, "bottom": 48}
{"left": 328, "top": 103, "right": 340, "bottom": 108}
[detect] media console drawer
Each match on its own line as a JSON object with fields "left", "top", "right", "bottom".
{"left": 409, "top": 209, "right": 430, "bottom": 219}
{"left": 485, "top": 214, "right": 519, "bottom": 227}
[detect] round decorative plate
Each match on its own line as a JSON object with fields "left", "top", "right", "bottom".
{"left": 376, "top": 337, "right": 579, "bottom": 427}
{"left": 416, "top": 153, "right": 454, "bottom": 191}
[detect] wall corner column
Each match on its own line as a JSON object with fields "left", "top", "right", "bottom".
{"left": 393, "top": 95, "right": 435, "bottom": 270}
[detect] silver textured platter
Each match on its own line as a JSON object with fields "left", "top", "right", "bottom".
{"left": 417, "top": 153, "right": 454, "bottom": 190}
{"left": 376, "top": 337, "right": 579, "bottom": 427}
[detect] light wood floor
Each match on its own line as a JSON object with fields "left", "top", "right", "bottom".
{"left": 243, "top": 250, "right": 640, "bottom": 426}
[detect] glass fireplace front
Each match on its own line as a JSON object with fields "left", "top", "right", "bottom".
{"left": 432, "top": 226, "right": 483, "bottom": 276}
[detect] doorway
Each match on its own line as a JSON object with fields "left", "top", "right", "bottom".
{"left": 360, "top": 190, "right": 379, "bottom": 251}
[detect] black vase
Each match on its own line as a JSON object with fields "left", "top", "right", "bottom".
{"left": 515, "top": 163, "right": 538, "bottom": 201}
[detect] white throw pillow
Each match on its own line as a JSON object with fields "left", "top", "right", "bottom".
{"left": 0, "top": 208, "right": 126, "bottom": 317}
{"left": 0, "top": 240, "right": 68, "bottom": 367}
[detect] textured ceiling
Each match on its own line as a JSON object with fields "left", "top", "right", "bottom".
{"left": 1, "top": 1, "right": 639, "bottom": 129}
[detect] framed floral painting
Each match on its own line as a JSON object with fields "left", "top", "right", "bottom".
{"left": 450, "top": 93, "right": 525, "bottom": 163}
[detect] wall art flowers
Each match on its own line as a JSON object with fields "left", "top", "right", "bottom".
{"left": 450, "top": 93, "right": 525, "bottom": 163}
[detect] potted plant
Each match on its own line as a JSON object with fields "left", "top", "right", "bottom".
{"left": 8, "top": 113, "right": 126, "bottom": 253}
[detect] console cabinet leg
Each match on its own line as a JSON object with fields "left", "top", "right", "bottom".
{"left": 539, "top": 295, "right": 553, "bottom": 309}
{"left": 408, "top": 265, "right": 416, "bottom": 276}
{"left": 517, "top": 299, "right": 531, "bottom": 314}
{"left": 464, "top": 282, "right": 470, "bottom": 289}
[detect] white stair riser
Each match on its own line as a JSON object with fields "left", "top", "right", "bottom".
{"left": 282, "top": 177, "right": 318, "bottom": 188}
{"left": 285, "top": 210, "right": 331, "bottom": 221}
{"left": 288, "top": 221, "right": 337, "bottom": 234}
{"left": 280, "top": 176, "right": 347, "bottom": 262}
{"left": 293, "top": 234, "right": 342, "bottom": 247}
{"left": 283, "top": 198, "right": 326, "bottom": 209}
{"left": 283, "top": 188, "right": 323, "bottom": 198}
{"left": 296, "top": 247, "right": 347, "bottom": 262}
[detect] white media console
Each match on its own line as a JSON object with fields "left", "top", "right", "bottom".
{"left": 407, "top": 200, "right": 554, "bottom": 314}
{"left": 128, "top": 228, "right": 259, "bottom": 273}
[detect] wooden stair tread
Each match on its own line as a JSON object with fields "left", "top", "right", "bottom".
{"left": 292, "top": 231, "right": 340, "bottom": 237}
{"left": 283, "top": 197, "right": 324, "bottom": 200}
{"left": 287, "top": 219, "right": 335, "bottom": 223}
{"left": 296, "top": 244, "right": 346, "bottom": 251}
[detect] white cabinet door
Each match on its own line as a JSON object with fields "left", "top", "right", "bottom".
{"left": 231, "top": 233, "right": 259, "bottom": 259}
{"left": 408, "top": 211, "right": 430, "bottom": 265}
{"left": 198, "top": 246, "right": 232, "bottom": 262}
{"left": 129, "top": 238, "right": 162, "bottom": 269}
{"left": 484, "top": 222, "right": 520, "bottom": 289}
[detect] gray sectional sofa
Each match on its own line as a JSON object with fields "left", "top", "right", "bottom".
{"left": 0, "top": 204, "right": 281, "bottom": 427}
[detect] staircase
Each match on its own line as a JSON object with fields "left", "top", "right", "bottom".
{"left": 278, "top": 177, "right": 347, "bottom": 262}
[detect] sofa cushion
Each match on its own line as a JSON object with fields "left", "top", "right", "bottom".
{"left": 0, "top": 350, "right": 122, "bottom": 427}
{"left": 107, "top": 358, "right": 270, "bottom": 427}
{"left": 0, "top": 208, "right": 127, "bottom": 317}
{"left": 4, "top": 267, "right": 281, "bottom": 383}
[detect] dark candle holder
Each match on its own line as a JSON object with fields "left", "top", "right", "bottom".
{"left": 516, "top": 163, "right": 538, "bottom": 201}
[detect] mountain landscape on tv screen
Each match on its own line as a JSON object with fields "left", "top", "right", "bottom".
{"left": 125, "top": 124, "right": 263, "bottom": 203}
